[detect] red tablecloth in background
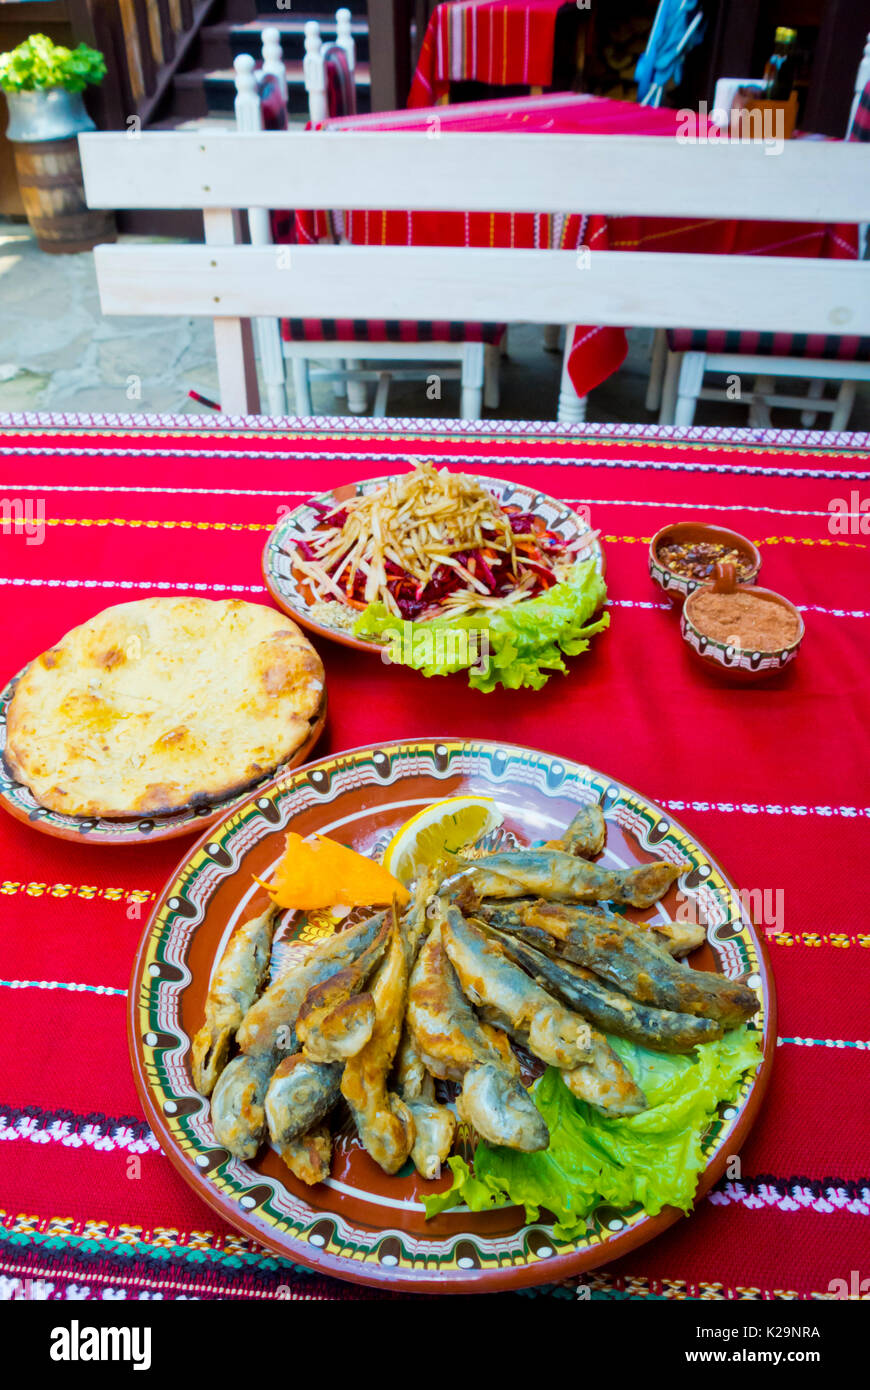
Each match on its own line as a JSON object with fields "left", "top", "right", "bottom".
{"left": 408, "top": 0, "right": 566, "bottom": 108}
{"left": 0, "top": 412, "right": 867, "bottom": 1301}
{"left": 298, "top": 95, "right": 858, "bottom": 399}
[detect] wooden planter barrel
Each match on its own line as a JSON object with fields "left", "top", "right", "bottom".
{"left": 12, "top": 136, "right": 115, "bottom": 254}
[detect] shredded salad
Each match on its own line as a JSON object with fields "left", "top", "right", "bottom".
{"left": 290, "top": 462, "right": 596, "bottom": 622}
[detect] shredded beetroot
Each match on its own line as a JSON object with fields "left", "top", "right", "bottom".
{"left": 298, "top": 497, "right": 571, "bottom": 618}
{"left": 508, "top": 511, "right": 542, "bottom": 534}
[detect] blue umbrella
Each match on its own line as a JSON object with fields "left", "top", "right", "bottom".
{"left": 635, "top": 0, "right": 706, "bottom": 106}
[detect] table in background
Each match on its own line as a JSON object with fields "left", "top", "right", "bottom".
{"left": 298, "top": 93, "right": 857, "bottom": 418}
{"left": 0, "top": 413, "right": 867, "bottom": 1302}
{"left": 408, "top": 0, "right": 571, "bottom": 108}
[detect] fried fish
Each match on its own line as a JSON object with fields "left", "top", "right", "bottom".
{"left": 264, "top": 1054, "right": 342, "bottom": 1151}
{"left": 441, "top": 908, "right": 593, "bottom": 1070}
{"left": 209, "top": 1051, "right": 276, "bottom": 1160}
{"left": 548, "top": 804, "right": 607, "bottom": 859}
{"left": 443, "top": 849, "right": 683, "bottom": 910}
{"left": 192, "top": 903, "right": 277, "bottom": 1095}
{"left": 485, "top": 926, "right": 724, "bottom": 1051}
{"left": 406, "top": 912, "right": 548, "bottom": 1152}
{"left": 340, "top": 912, "right": 416, "bottom": 1175}
{"left": 481, "top": 900, "right": 758, "bottom": 1027}
{"left": 237, "top": 910, "right": 388, "bottom": 1058}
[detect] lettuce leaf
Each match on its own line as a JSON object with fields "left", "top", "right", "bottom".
{"left": 352, "top": 559, "right": 609, "bottom": 692}
{"left": 422, "top": 1027, "right": 762, "bottom": 1239}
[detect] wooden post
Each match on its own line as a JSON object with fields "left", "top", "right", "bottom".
{"left": 804, "top": 0, "right": 870, "bottom": 136}
{"left": 367, "top": 0, "right": 413, "bottom": 111}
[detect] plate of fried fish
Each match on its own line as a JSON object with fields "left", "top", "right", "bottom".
{"left": 129, "top": 739, "right": 775, "bottom": 1293}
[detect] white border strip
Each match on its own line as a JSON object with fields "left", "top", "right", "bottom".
{"left": 0, "top": 411, "right": 868, "bottom": 452}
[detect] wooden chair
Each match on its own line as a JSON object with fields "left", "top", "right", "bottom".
{"left": 233, "top": 14, "right": 502, "bottom": 420}
{"left": 645, "top": 32, "right": 870, "bottom": 431}
{"left": 78, "top": 129, "right": 870, "bottom": 419}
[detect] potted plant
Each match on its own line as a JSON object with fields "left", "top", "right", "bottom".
{"left": 0, "top": 33, "right": 115, "bottom": 253}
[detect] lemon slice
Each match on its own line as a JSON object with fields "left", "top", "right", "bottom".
{"left": 383, "top": 795, "right": 504, "bottom": 886}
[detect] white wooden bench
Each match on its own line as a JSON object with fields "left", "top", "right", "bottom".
{"left": 78, "top": 129, "right": 870, "bottom": 419}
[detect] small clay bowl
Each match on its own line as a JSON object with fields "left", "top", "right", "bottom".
{"left": 681, "top": 564, "right": 804, "bottom": 683}
{"left": 649, "top": 522, "right": 761, "bottom": 607}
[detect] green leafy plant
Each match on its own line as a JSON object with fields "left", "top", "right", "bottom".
{"left": 0, "top": 33, "right": 106, "bottom": 95}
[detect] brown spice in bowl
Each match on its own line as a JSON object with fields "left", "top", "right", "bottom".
{"left": 689, "top": 589, "right": 800, "bottom": 650}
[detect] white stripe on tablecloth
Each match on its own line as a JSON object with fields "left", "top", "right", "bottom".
{"left": 0, "top": 979, "right": 126, "bottom": 996}
{"left": 0, "top": 482, "right": 858, "bottom": 520}
{"left": 1, "top": 443, "right": 868, "bottom": 479}
{"left": 1, "top": 578, "right": 867, "bottom": 620}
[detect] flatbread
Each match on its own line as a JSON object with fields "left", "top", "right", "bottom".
{"left": 5, "top": 597, "right": 325, "bottom": 818}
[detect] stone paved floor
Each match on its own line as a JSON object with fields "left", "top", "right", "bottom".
{"left": 1, "top": 218, "right": 867, "bottom": 429}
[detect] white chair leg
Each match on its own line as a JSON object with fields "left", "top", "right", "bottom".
{"left": 557, "top": 328, "right": 587, "bottom": 423}
{"left": 483, "top": 343, "right": 500, "bottom": 409}
{"left": 460, "top": 342, "right": 485, "bottom": 419}
{"left": 372, "top": 370, "right": 391, "bottom": 417}
{"left": 291, "top": 356, "right": 313, "bottom": 417}
{"left": 830, "top": 378, "right": 857, "bottom": 431}
{"left": 345, "top": 359, "right": 368, "bottom": 413}
{"left": 542, "top": 324, "right": 562, "bottom": 352}
{"left": 658, "top": 350, "right": 681, "bottom": 424}
{"left": 646, "top": 328, "right": 668, "bottom": 411}
{"left": 673, "top": 350, "right": 705, "bottom": 427}
{"left": 800, "top": 377, "right": 826, "bottom": 428}
{"left": 255, "top": 318, "right": 288, "bottom": 416}
{"left": 748, "top": 375, "right": 775, "bottom": 427}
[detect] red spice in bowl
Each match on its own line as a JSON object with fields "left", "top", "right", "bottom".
{"left": 682, "top": 577, "right": 804, "bottom": 682}
{"left": 688, "top": 589, "right": 801, "bottom": 650}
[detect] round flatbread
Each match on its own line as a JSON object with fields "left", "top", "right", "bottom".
{"left": 5, "top": 597, "right": 325, "bottom": 818}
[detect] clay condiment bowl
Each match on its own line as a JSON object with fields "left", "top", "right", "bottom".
{"left": 681, "top": 563, "right": 804, "bottom": 683}
{"left": 649, "top": 521, "right": 761, "bottom": 607}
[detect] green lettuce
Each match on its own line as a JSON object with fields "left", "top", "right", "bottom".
{"left": 352, "top": 559, "right": 609, "bottom": 692}
{"left": 423, "top": 1026, "right": 762, "bottom": 1239}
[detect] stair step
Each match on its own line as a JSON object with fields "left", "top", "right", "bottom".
{"left": 254, "top": 0, "right": 369, "bottom": 14}
{"left": 200, "top": 15, "right": 369, "bottom": 68}
{"left": 174, "top": 62, "right": 371, "bottom": 117}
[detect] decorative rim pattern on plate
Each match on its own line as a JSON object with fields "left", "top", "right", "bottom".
{"left": 0, "top": 668, "right": 326, "bottom": 846}
{"left": 129, "top": 738, "right": 775, "bottom": 1293}
{"left": 262, "top": 472, "right": 603, "bottom": 651}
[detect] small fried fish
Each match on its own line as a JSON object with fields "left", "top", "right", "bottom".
{"left": 441, "top": 908, "right": 592, "bottom": 1069}
{"left": 265, "top": 1054, "right": 342, "bottom": 1150}
{"left": 296, "top": 917, "right": 389, "bottom": 1062}
{"left": 192, "top": 904, "right": 277, "bottom": 1095}
{"left": 561, "top": 1030, "right": 647, "bottom": 1116}
{"left": 237, "top": 910, "right": 388, "bottom": 1058}
{"left": 482, "top": 900, "right": 758, "bottom": 1027}
{"left": 210, "top": 1051, "right": 276, "bottom": 1159}
{"left": 406, "top": 911, "right": 548, "bottom": 1153}
{"left": 547, "top": 804, "right": 607, "bottom": 859}
{"left": 485, "top": 925, "right": 724, "bottom": 1051}
{"left": 394, "top": 1029, "right": 456, "bottom": 1181}
{"left": 340, "top": 911, "right": 415, "bottom": 1175}
{"left": 277, "top": 1124, "right": 333, "bottom": 1186}
{"left": 443, "top": 849, "right": 682, "bottom": 910}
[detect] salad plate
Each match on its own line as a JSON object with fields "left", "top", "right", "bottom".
{"left": 128, "top": 738, "right": 775, "bottom": 1294}
{"left": 262, "top": 471, "right": 604, "bottom": 659}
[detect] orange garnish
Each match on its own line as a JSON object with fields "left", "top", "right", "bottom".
{"left": 256, "top": 832, "right": 410, "bottom": 910}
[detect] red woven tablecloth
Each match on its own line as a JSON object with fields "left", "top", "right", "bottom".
{"left": 407, "top": 0, "right": 566, "bottom": 108}
{"left": 0, "top": 413, "right": 868, "bottom": 1301}
{"left": 297, "top": 94, "right": 857, "bottom": 399}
